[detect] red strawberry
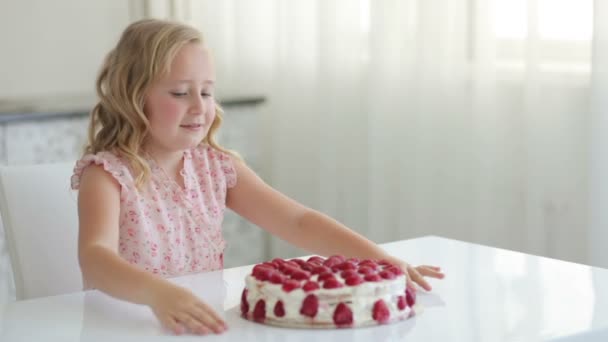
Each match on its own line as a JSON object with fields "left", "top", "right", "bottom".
{"left": 282, "top": 279, "right": 301, "bottom": 292}
{"left": 336, "top": 261, "right": 357, "bottom": 271}
{"left": 279, "top": 262, "right": 300, "bottom": 273}
{"left": 323, "top": 278, "right": 344, "bottom": 289}
{"left": 274, "top": 300, "right": 286, "bottom": 317}
{"left": 340, "top": 270, "right": 359, "bottom": 279}
{"left": 291, "top": 270, "right": 311, "bottom": 281}
{"left": 372, "top": 299, "right": 390, "bottom": 323}
{"left": 317, "top": 272, "right": 335, "bottom": 282}
{"left": 378, "top": 259, "right": 393, "bottom": 267}
{"left": 279, "top": 265, "right": 298, "bottom": 276}
{"left": 328, "top": 255, "right": 346, "bottom": 262}
{"left": 307, "top": 256, "right": 325, "bottom": 264}
{"left": 300, "top": 263, "right": 314, "bottom": 272}
{"left": 311, "top": 265, "right": 331, "bottom": 275}
{"left": 252, "top": 264, "right": 272, "bottom": 276}
{"left": 358, "top": 259, "right": 377, "bottom": 267}
{"left": 271, "top": 258, "right": 286, "bottom": 267}
{"left": 270, "top": 273, "right": 286, "bottom": 284}
{"left": 253, "top": 299, "right": 266, "bottom": 322}
{"left": 292, "top": 259, "right": 307, "bottom": 267}
{"left": 364, "top": 274, "right": 381, "bottom": 282}
{"left": 300, "top": 294, "right": 319, "bottom": 317}
{"left": 323, "top": 255, "right": 344, "bottom": 268}
{"left": 302, "top": 281, "right": 320, "bottom": 292}
{"left": 379, "top": 270, "right": 396, "bottom": 280}
{"left": 345, "top": 276, "right": 364, "bottom": 286}
{"left": 406, "top": 286, "right": 416, "bottom": 307}
{"left": 323, "top": 259, "right": 341, "bottom": 268}
{"left": 254, "top": 268, "right": 274, "bottom": 281}
{"left": 285, "top": 260, "right": 301, "bottom": 268}
{"left": 240, "top": 289, "right": 249, "bottom": 316}
{"left": 333, "top": 303, "right": 353, "bottom": 327}
{"left": 252, "top": 264, "right": 270, "bottom": 274}
{"left": 386, "top": 266, "right": 404, "bottom": 276}
{"left": 261, "top": 262, "right": 277, "bottom": 269}
{"left": 397, "top": 295, "right": 407, "bottom": 310}
{"left": 346, "top": 257, "right": 360, "bottom": 264}
{"left": 357, "top": 266, "right": 375, "bottom": 275}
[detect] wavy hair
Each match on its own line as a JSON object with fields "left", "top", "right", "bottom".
{"left": 84, "top": 19, "right": 235, "bottom": 188}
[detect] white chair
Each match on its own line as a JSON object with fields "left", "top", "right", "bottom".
{"left": 0, "top": 162, "right": 82, "bottom": 300}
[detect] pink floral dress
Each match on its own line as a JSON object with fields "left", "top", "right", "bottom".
{"left": 71, "top": 144, "right": 237, "bottom": 277}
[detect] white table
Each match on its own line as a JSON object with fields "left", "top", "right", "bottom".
{"left": 1, "top": 236, "right": 607, "bottom": 341}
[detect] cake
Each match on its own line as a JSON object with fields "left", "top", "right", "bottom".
{"left": 240, "top": 255, "right": 417, "bottom": 328}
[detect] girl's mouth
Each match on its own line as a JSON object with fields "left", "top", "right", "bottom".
{"left": 180, "top": 124, "right": 203, "bottom": 131}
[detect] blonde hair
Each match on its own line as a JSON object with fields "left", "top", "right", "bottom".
{"left": 84, "top": 18, "right": 235, "bottom": 188}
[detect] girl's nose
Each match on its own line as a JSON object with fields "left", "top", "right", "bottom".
{"left": 190, "top": 95, "right": 206, "bottom": 115}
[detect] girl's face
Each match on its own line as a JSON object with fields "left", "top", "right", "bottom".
{"left": 143, "top": 42, "right": 216, "bottom": 155}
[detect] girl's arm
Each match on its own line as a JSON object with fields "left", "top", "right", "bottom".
{"left": 77, "top": 165, "right": 226, "bottom": 335}
{"left": 226, "top": 159, "right": 444, "bottom": 290}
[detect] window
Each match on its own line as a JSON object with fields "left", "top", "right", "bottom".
{"left": 492, "top": 0, "right": 592, "bottom": 73}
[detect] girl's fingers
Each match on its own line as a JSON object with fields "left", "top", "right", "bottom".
{"left": 186, "top": 311, "right": 212, "bottom": 335}
{"left": 191, "top": 304, "right": 226, "bottom": 334}
{"left": 408, "top": 267, "right": 432, "bottom": 291}
{"left": 160, "top": 315, "right": 184, "bottom": 335}
{"left": 416, "top": 266, "right": 445, "bottom": 279}
{"left": 198, "top": 302, "right": 228, "bottom": 329}
{"left": 175, "top": 311, "right": 205, "bottom": 335}
{"left": 183, "top": 307, "right": 213, "bottom": 335}
{"left": 421, "top": 265, "right": 441, "bottom": 271}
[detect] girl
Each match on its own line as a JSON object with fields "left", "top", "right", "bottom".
{"left": 72, "top": 18, "right": 444, "bottom": 336}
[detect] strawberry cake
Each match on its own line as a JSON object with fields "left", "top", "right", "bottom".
{"left": 240, "top": 255, "right": 416, "bottom": 328}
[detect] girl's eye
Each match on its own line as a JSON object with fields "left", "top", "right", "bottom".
{"left": 201, "top": 93, "right": 212, "bottom": 97}
{"left": 171, "top": 92, "right": 187, "bottom": 97}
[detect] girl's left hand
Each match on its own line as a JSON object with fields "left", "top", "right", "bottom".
{"left": 392, "top": 259, "right": 445, "bottom": 291}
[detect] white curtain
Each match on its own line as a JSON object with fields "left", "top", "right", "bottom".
{"left": 184, "top": 0, "right": 596, "bottom": 265}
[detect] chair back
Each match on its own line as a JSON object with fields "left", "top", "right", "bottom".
{"left": 0, "top": 162, "right": 82, "bottom": 300}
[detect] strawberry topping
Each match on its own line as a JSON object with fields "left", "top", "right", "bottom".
{"left": 340, "top": 270, "right": 359, "bottom": 279}
{"left": 300, "top": 294, "right": 319, "bottom": 317}
{"left": 323, "top": 278, "right": 344, "bottom": 289}
{"left": 269, "top": 273, "right": 286, "bottom": 284}
{"left": 291, "top": 270, "right": 311, "bottom": 281}
{"left": 333, "top": 303, "right": 353, "bottom": 327}
{"left": 253, "top": 299, "right": 266, "bottom": 322}
{"left": 302, "top": 281, "right": 320, "bottom": 292}
{"left": 372, "top": 299, "right": 390, "bottom": 323}
{"left": 307, "top": 256, "right": 325, "bottom": 264}
{"left": 386, "top": 266, "right": 404, "bottom": 276}
{"left": 282, "top": 279, "right": 301, "bottom": 292}
{"left": 397, "top": 295, "right": 407, "bottom": 310}
{"left": 240, "top": 289, "right": 249, "bottom": 316}
{"left": 406, "top": 286, "right": 416, "bottom": 307}
{"left": 338, "top": 261, "right": 358, "bottom": 270}
{"left": 311, "top": 265, "right": 332, "bottom": 275}
{"left": 357, "top": 266, "right": 376, "bottom": 275}
{"left": 379, "top": 270, "right": 396, "bottom": 280}
{"left": 364, "top": 274, "right": 381, "bottom": 282}
{"left": 317, "top": 272, "right": 335, "bottom": 282}
{"left": 274, "top": 300, "right": 286, "bottom": 317}
{"left": 344, "top": 275, "right": 364, "bottom": 286}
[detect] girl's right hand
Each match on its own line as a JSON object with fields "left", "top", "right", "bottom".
{"left": 148, "top": 281, "right": 228, "bottom": 335}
